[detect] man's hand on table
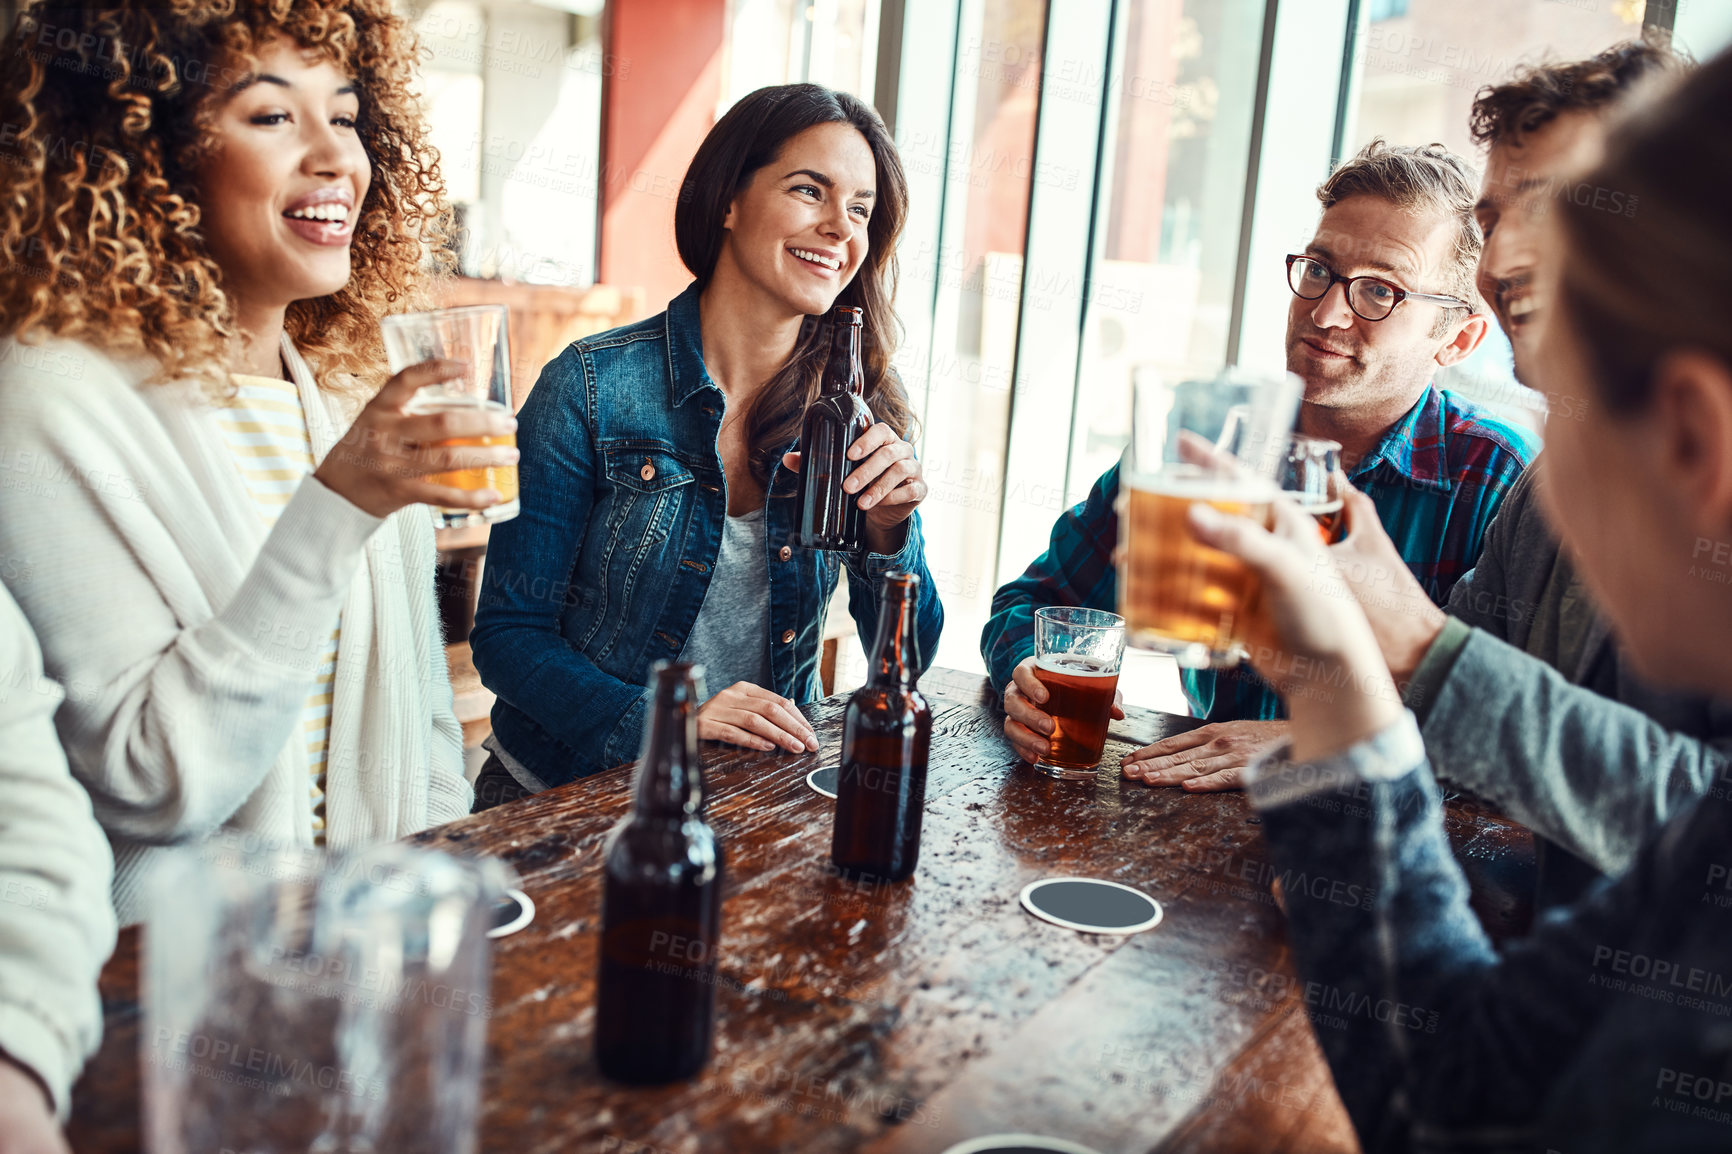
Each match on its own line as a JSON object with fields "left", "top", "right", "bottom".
{"left": 1002, "top": 655, "right": 1124, "bottom": 765}
{"left": 0, "top": 1056, "right": 69, "bottom": 1154}
{"left": 1120, "top": 720, "right": 1289, "bottom": 792}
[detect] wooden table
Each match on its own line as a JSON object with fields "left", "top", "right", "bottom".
{"left": 67, "top": 669, "right": 1534, "bottom": 1153}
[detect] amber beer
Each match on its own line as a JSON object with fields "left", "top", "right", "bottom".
{"left": 411, "top": 394, "right": 520, "bottom": 515}
{"left": 831, "top": 572, "right": 931, "bottom": 882}
{"left": 1033, "top": 654, "right": 1120, "bottom": 770}
{"left": 595, "top": 662, "right": 724, "bottom": 1084}
{"left": 380, "top": 303, "right": 518, "bottom": 529}
{"left": 794, "top": 307, "right": 874, "bottom": 551}
{"left": 1308, "top": 498, "right": 1346, "bottom": 544}
{"left": 1118, "top": 470, "right": 1275, "bottom": 663}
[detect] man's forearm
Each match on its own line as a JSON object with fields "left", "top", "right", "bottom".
{"left": 1420, "top": 626, "right": 1726, "bottom": 874}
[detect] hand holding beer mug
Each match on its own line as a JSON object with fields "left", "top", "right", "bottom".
{"left": 1118, "top": 366, "right": 1302, "bottom": 667}
{"left": 1029, "top": 607, "right": 1125, "bottom": 779}
{"left": 380, "top": 304, "right": 519, "bottom": 529}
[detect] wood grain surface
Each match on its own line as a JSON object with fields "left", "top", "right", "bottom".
{"left": 67, "top": 669, "right": 1534, "bottom": 1154}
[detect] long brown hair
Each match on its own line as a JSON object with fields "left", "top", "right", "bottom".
{"left": 0, "top": 0, "right": 451, "bottom": 395}
{"left": 1555, "top": 48, "right": 1732, "bottom": 415}
{"left": 675, "top": 83, "right": 912, "bottom": 486}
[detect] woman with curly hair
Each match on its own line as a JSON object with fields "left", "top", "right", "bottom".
{"left": 468, "top": 84, "right": 943, "bottom": 803}
{"left": 0, "top": 1, "right": 515, "bottom": 924}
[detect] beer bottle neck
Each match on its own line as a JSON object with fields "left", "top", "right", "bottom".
{"left": 822, "top": 312, "right": 863, "bottom": 397}
{"left": 634, "top": 668, "right": 707, "bottom": 819}
{"left": 867, "top": 576, "right": 920, "bottom": 689}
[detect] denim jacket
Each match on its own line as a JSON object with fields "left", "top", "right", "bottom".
{"left": 1250, "top": 713, "right": 1732, "bottom": 1153}
{"left": 470, "top": 283, "right": 944, "bottom": 787}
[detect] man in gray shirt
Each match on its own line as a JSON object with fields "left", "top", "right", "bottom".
{"left": 1330, "top": 39, "right": 1732, "bottom": 903}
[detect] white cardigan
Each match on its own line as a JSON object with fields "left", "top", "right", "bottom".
{"left": 0, "top": 335, "right": 472, "bottom": 925}
{"left": 0, "top": 584, "right": 115, "bottom": 1118}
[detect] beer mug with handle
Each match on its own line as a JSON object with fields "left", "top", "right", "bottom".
{"left": 1117, "top": 365, "right": 1302, "bottom": 667}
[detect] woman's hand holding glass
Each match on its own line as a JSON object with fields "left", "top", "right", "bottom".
{"left": 1182, "top": 495, "right": 1405, "bottom": 767}
{"left": 696, "top": 682, "right": 821, "bottom": 754}
{"left": 314, "top": 360, "right": 520, "bottom": 519}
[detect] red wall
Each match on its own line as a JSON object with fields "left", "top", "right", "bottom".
{"left": 600, "top": 0, "right": 728, "bottom": 312}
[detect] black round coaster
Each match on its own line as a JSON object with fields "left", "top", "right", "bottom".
{"left": 806, "top": 764, "right": 839, "bottom": 799}
{"left": 1019, "top": 878, "right": 1162, "bottom": 935}
{"left": 940, "top": 1137, "right": 1106, "bottom": 1154}
{"left": 488, "top": 888, "right": 535, "bottom": 939}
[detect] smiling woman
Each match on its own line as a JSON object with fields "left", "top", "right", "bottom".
{"left": 468, "top": 84, "right": 945, "bottom": 805}
{"left": 0, "top": 1, "right": 498, "bottom": 925}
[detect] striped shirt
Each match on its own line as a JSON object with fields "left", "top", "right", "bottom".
{"left": 980, "top": 385, "right": 1539, "bottom": 722}
{"left": 215, "top": 373, "right": 342, "bottom": 843}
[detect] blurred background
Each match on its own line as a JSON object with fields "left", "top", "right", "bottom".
{"left": 6, "top": 0, "right": 1728, "bottom": 724}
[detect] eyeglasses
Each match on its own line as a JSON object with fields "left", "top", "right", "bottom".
{"left": 1285, "top": 255, "right": 1472, "bottom": 322}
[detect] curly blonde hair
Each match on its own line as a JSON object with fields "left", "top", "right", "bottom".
{"left": 0, "top": 0, "right": 452, "bottom": 393}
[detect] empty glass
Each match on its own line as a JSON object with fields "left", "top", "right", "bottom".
{"left": 144, "top": 836, "right": 512, "bottom": 1154}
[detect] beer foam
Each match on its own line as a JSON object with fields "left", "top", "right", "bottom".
{"left": 1124, "top": 465, "right": 1277, "bottom": 502}
{"left": 1035, "top": 653, "right": 1118, "bottom": 678}
{"left": 1300, "top": 498, "right": 1344, "bottom": 515}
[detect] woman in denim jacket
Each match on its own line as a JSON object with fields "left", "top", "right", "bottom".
{"left": 1175, "top": 53, "right": 1732, "bottom": 1152}
{"left": 470, "top": 85, "right": 943, "bottom": 802}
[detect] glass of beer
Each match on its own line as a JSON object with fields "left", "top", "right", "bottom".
{"left": 1031, "top": 607, "right": 1125, "bottom": 779}
{"left": 380, "top": 304, "right": 518, "bottom": 529}
{"left": 1280, "top": 435, "right": 1347, "bottom": 543}
{"left": 1221, "top": 421, "right": 1347, "bottom": 544}
{"left": 1118, "top": 366, "right": 1302, "bottom": 667}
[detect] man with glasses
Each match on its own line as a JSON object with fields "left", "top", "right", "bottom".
{"left": 1323, "top": 41, "right": 1732, "bottom": 908}
{"left": 984, "top": 141, "right": 1536, "bottom": 781}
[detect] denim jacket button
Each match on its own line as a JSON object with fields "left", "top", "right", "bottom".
{"left": 640, "top": 461, "right": 656, "bottom": 481}
{"left": 778, "top": 545, "right": 792, "bottom": 562}
{"left": 781, "top": 629, "right": 796, "bottom": 644}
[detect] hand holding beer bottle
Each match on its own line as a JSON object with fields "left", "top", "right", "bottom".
{"left": 786, "top": 307, "right": 927, "bottom": 556}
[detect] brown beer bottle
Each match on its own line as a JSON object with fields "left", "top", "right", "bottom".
{"left": 595, "top": 662, "right": 724, "bottom": 1083}
{"left": 794, "top": 306, "right": 874, "bottom": 551}
{"left": 831, "top": 572, "right": 932, "bottom": 882}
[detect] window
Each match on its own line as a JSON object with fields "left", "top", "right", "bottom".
{"left": 1347, "top": 0, "right": 1648, "bottom": 425}
{"left": 894, "top": 0, "right": 1049, "bottom": 678}
{"left": 415, "top": 0, "right": 608, "bottom": 285}
{"left": 1067, "top": 0, "right": 1268, "bottom": 501}
{"left": 1367, "top": 0, "right": 1411, "bottom": 21}
{"left": 723, "top": 0, "right": 882, "bottom": 106}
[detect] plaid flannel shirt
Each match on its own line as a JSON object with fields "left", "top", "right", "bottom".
{"left": 980, "top": 385, "right": 1540, "bottom": 721}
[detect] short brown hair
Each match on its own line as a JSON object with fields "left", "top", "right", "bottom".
{"left": 1469, "top": 37, "right": 1689, "bottom": 151}
{"left": 1317, "top": 140, "right": 1482, "bottom": 307}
